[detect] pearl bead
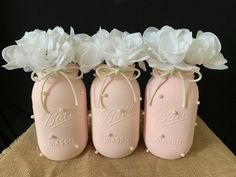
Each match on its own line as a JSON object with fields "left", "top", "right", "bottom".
{"left": 49, "top": 134, "right": 57, "bottom": 139}
{"left": 172, "top": 110, "right": 178, "bottom": 115}
{"left": 160, "top": 134, "right": 165, "bottom": 138}
{"left": 106, "top": 133, "right": 113, "bottom": 137}
{"left": 180, "top": 153, "right": 185, "bottom": 157}
{"left": 102, "top": 93, "right": 108, "bottom": 97}
{"left": 158, "top": 94, "right": 164, "bottom": 99}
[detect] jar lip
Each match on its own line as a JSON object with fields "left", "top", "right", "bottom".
{"left": 36, "top": 66, "right": 80, "bottom": 79}
{"left": 97, "top": 63, "right": 136, "bottom": 70}
{"left": 152, "top": 73, "right": 195, "bottom": 78}
{"left": 152, "top": 69, "right": 195, "bottom": 76}
{"left": 152, "top": 69, "right": 195, "bottom": 79}
{"left": 41, "top": 63, "right": 79, "bottom": 72}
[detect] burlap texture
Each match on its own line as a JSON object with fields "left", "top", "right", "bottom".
{"left": 0, "top": 117, "right": 236, "bottom": 177}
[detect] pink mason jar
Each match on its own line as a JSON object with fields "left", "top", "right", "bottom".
{"left": 90, "top": 65, "right": 141, "bottom": 158}
{"left": 31, "top": 66, "right": 88, "bottom": 161}
{"left": 144, "top": 69, "right": 201, "bottom": 159}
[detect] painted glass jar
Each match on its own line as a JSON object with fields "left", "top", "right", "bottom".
{"left": 31, "top": 66, "right": 88, "bottom": 161}
{"left": 144, "top": 69, "right": 201, "bottom": 159}
{"left": 91, "top": 65, "right": 141, "bottom": 158}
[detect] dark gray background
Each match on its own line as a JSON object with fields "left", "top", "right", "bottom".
{"left": 0, "top": 0, "right": 235, "bottom": 154}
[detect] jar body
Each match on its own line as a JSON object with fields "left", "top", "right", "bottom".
{"left": 144, "top": 75, "right": 199, "bottom": 159}
{"left": 32, "top": 74, "right": 88, "bottom": 161}
{"left": 91, "top": 75, "right": 140, "bottom": 158}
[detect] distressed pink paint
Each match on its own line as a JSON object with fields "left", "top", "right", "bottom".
{"left": 144, "top": 74, "right": 199, "bottom": 159}
{"left": 32, "top": 71, "right": 88, "bottom": 161}
{"left": 91, "top": 75, "right": 140, "bottom": 158}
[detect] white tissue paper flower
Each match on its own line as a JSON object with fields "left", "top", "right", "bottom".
{"left": 74, "top": 28, "right": 109, "bottom": 73}
{"left": 185, "top": 31, "right": 228, "bottom": 70}
{"left": 144, "top": 26, "right": 199, "bottom": 71}
{"left": 2, "top": 27, "right": 76, "bottom": 72}
{"left": 103, "top": 29, "right": 148, "bottom": 70}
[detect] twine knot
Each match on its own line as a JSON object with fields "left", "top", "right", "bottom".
{"left": 31, "top": 65, "right": 83, "bottom": 113}
{"left": 149, "top": 68, "right": 202, "bottom": 108}
{"left": 95, "top": 65, "right": 141, "bottom": 108}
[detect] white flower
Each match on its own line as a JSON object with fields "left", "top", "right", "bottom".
{"left": 74, "top": 28, "right": 109, "bottom": 73}
{"left": 2, "top": 27, "right": 75, "bottom": 72}
{"left": 103, "top": 29, "right": 148, "bottom": 69}
{"left": 144, "top": 26, "right": 198, "bottom": 71}
{"left": 185, "top": 31, "right": 228, "bottom": 70}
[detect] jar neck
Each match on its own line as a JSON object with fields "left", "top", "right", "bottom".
{"left": 37, "top": 64, "right": 81, "bottom": 79}
{"left": 152, "top": 69, "right": 195, "bottom": 80}
{"left": 96, "top": 64, "right": 139, "bottom": 79}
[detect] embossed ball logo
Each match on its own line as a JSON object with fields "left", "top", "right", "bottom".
{"left": 44, "top": 107, "right": 75, "bottom": 128}
{"left": 103, "top": 104, "right": 134, "bottom": 126}
{"left": 159, "top": 109, "right": 187, "bottom": 126}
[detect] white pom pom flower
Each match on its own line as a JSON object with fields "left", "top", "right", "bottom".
{"left": 103, "top": 29, "right": 148, "bottom": 70}
{"left": 143, "top": 26, "right": 198, "bottom": 71}
{"left": 2, "top": 27, "right": 76, "bottom": 72}
{"left": 74, "top": 28, "right": 110, "bottom": 73}
{"left": 185, "top": 31, "right": 228, "bottom": 70}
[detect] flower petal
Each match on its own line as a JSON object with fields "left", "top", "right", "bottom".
{"left": 203, "top": 53, "right": 228, "bottom": 70}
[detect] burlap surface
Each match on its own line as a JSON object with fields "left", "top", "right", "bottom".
{"left": 0, "top": 117, "right": 236, "bottom": 177}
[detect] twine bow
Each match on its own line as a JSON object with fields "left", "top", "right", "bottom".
{"left": 95, "top": 65, "right": 141, "bottom": 108}
{"left": 31, "top": 66, "right": 83, "bottom": 113}
{"left": 149, "top": 68, "right": 202, "bottom": 108}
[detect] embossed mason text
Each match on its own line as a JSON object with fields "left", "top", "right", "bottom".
{"left": 49, "top": 138, "right": 74, "bottom": 147}
{"left": 106, "top": 136, "right": 130, "bottom": 144}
